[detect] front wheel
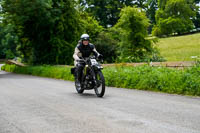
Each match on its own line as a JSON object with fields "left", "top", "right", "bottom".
{"left": 94, "top": 71, "right": 105, "bottom": 97}
{"left": 75, "top": 80, "right": 84, "bottom": 94}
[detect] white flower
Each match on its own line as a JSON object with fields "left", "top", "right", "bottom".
{"left": 191, "top": 56, "right": 198, "bottom": 59}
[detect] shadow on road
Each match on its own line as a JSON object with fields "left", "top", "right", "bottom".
{"left": 73, "top": 92, "right": 102, "bottom": 99}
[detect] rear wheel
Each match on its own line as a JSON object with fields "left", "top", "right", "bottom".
{"left": 94, "top": 71, "right": 105, "bottom": 97}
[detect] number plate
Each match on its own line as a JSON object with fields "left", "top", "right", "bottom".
{"left": 91, "top": 59, "right": 98, "bottom": 65}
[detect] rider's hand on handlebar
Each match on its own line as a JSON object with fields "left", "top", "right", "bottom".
{"left": 77, "top": 57, "right": 85, "bottom": 62}
{"left": 97, "top": 54, "right": 103, "bottom": 60}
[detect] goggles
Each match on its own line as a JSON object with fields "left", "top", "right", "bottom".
{"left": 82, "top": 38, "right": 89, "bottom": 41}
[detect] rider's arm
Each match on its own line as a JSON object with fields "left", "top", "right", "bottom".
{"left": 93, "top": 48, "right": 100, "bottom": 56}
{"left": 92, "top": 47, "right": 103, "bottom": 59}
{"left": 90, "top": 44, "right": 100, "bottom": 57}
{"left": 73, "top": 47, "right": 81, "bottom": 60}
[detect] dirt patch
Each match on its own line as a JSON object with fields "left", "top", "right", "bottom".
{"left": 6, "top": 60, "right": 26, "bottom": 67}
{"left": 102, "top": 61, "right": 196, "bottom": 68}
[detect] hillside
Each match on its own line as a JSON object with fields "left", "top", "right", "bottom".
{"left": 157, "top": 33, "right": 200, "bottom": 61}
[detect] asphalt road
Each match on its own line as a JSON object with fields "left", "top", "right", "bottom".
{"left": 0, "top": 68, "right": 200, "bottom": 133}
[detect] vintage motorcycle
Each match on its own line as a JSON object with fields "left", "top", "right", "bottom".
{"left": 71, "top": 56, "right": 105, "bottom": 97}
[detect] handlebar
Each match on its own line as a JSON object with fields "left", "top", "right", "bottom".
{"left": 77, "top": 56, "right": 103, "bottom": 63}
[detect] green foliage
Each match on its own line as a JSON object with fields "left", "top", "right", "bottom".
{"left": 2, "top": 64, "right": 200, "bottom": 96}
{"left": 153, "top": 0, "right": 196, "bottom": 36}
{"left": 193, "top": 0, "right": 200, "bottom": 28}
{"left": 1, "top": 0, "right": 199, "bottom": 64}
{"left": 158, "top": 0, "right": 167, "bottom": 9}
{"left": 94, "top": 29, "right": 119, "bottom": 63}
{"left": 79, "top": 12, "right": 104, "bottom": 42}
{"left": 78, "top": 0, "right": 155, "bottom": 28}
{"left": 2, "top": 64, "right": 74, "bottom": 81}
{"left": 1, "top": 0, "right": 82, "bottom": 65}
{"left": 103, "top": 65, "right": 200, "bottom": 96}
{"left": 79, "top": 0, "right": 112, "bottom": 27}
{"left": 114, "top": 6, "right": 163, "bottom": 62}
{"left": 193, "top": 8, "right": 200, "bottom": 28}
{"left": 146, "top": 0, "right": 158, "bottom": 33}
{"left": 0, "top": 23, "right": 19, "bottom": 59}
{"left": 78, "top": 0, "right": 134, "bottom": 27}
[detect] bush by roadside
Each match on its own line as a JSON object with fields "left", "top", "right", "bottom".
{"left": 2, "top": 64, "right": 200, "bottom": 96}
{"left": 103, "top": 65, "right": 200, "bottom": 96}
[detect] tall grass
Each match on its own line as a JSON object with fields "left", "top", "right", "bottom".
{"left": 2, "top": 64, "right": 200, "bottom": 96}
{"left": 157, "top": 33, "right": 200, "bottom": 61}
{"left": 103, "top": 65, "right": 200, "bottom": 96}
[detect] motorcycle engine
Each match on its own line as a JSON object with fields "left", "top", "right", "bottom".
{"left": 85, "top": 75, "right": 94, "bottom": 89}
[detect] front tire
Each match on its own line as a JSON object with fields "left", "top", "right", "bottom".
{"left": 94, "top": 71, "right": 105, "bottom": 97}
{"left": 75, "top": 80, "right": 84, "bottom": 94}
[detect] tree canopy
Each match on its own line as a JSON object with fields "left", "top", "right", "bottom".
{"left": 153, "top": 0, "right": 196, "bottom": 36}
{"left": 78, "top": 0, "right": 149, "bottom": 27}
{"left": 114, "top": 6, "right": 154, "bottom": 62}
{"left": 1, "top": 0, "right": 82, "bottom": 64}
{"left": 0, "top": 0, "right": 199, "bottom": 64}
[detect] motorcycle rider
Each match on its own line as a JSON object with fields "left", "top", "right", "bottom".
{"left": 73, "top": 34, "right": 103, "bottom": 89}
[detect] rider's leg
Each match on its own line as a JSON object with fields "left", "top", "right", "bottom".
{"left": 75, "top": 63, "right": 85, "bottom": 86}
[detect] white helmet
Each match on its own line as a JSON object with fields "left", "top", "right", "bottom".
{"left": 80, "top": 34, "right": 90, "bottom": 40}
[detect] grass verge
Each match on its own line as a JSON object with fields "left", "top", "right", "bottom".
{"left": 103, "top": 65, "right": 200, "bottom": 96}
{"left": 1, "top": 64, "right": 74, "bottom": 81}
{"left": 2, "top": 64, "right": 200, "bottom": 96}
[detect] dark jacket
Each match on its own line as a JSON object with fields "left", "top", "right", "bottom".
{"left": 73, "top": 42, "right": 99, "bottom": 61}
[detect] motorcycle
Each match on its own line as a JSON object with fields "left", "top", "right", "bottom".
{"left": 71, "top": 56, "right": 105, "bottom": 97}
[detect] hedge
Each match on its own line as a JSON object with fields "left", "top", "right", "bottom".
{"left": 2, "top": 64, "right": 200, "bottom": 96}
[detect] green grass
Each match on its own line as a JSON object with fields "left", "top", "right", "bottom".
{"left": 2, "top": 64, "right": 200, "bottom": 96}
{"left": 103, "top": 65, "right": 200, "bottom": 96}
{"left": 1, "top": 65, "right": 74, "bottom": 81}
{"left": 157, "top": 33, "right": 200, "bottom": 61}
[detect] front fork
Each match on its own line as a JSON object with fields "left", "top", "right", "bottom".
{"left": 90, "top": 68, "right": 97, "bottom": 85}
{"left": 91, "top": 68, "right": 102, "bottom": 88}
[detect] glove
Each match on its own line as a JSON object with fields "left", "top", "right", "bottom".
{"left": 79, "top": 57, "right": 83, "bottom": 59}
{"left": 77, "top": 57, "right": 85, "bottom": 63}
{"left": 98, "top": 54, "right": 103, "bottom": 59}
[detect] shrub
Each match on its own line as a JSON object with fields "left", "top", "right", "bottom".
{"left": 94, "top": 29, "right": 119, "bottom": 63}
{"left": 103, "top": 65, "right": 200, "bottom": 96}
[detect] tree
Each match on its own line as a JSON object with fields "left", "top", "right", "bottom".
{"left": 193, "top": 11, "right": 200, "bottom": 28}
{"left": 153, "top": 0, "right": 196, "bottom": 36}
{"left": 134, "top": 0, "right": 148, "bottom": 9}
{"left": 114, "top": 6, "right": 155, "bottom": 62}
{"left": 0, "top": 14, "right": 19, "bottom": 59}
{"left": 78, "top": 0, "right": 158, "bottom": 32}
{"left": 78, "top": 0, "right": 134, "bottom": 27}
{"left": 1, "top": 0, "right": 82, "bottom": 64}
{"left": 94, "top": 29, "right": 119, "bottom": 63}
{"left": 193, "top": 0, "right": 200, "bottom": 28}
{"left": 79, "top": 0, "right": 119, "bottom": 27}
{"left": 146, "top": 0, "right": 158, "bottom": 33}
{"left": 158, "top": 0, "right": 167, "bottom": 9}
{"left": 79, "top": 12, "right": 104, "bottom": 42}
